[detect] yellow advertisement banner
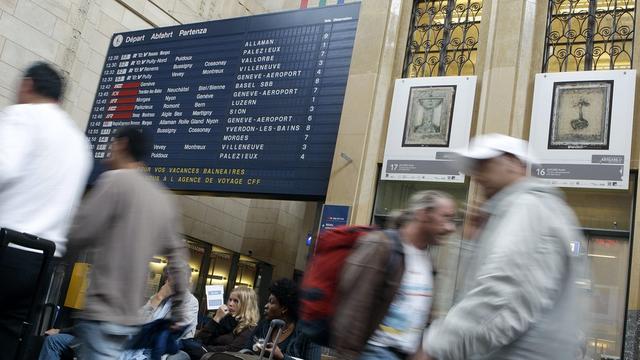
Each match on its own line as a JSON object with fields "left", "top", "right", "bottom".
{"left": 64, "top": 262, "right": 90, "bottom": 309}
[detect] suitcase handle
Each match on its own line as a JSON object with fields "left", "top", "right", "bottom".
{"left": 0, "top": 228, "right": 56, "bottom": 256}
{"left": 258, "top": 319, "right": 286, "bottom": 360}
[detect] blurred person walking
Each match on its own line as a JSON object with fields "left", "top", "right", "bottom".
{"left": 420, "top": 134, "right": 586, "bottom": 360}
{"left": 66, "top": 126, "right": 190, "bottom": 360}
{"left": 37, "top": 269, "right": 199, "bottom": 360}
{"left": 332, "top": 190, "right": 457, "bottom": 360}
{"left": 0, "top": 62, "right": 92, "bottom": 359}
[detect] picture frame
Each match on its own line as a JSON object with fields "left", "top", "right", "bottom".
{"left": 528, "top": 70, "right": 634, "bottom": 190}
{"left": 402, "top": 85, "right": 457, "bottom": 147}
{"left": 548, "top": 80, "right": 613, "bottom": 150}
{"left": 383, "top": 76, "right": 476, "bottom": 183}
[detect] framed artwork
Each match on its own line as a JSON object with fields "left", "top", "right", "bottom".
{"left": 548, "top": 80, "right": 613, "bottom": 150}
{"left": 402, "top": 85, "right": 457, "bottom": 147}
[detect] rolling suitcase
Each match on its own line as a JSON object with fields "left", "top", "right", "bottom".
{"left": 0, "top": 228, "right": 57, "bottom": 360}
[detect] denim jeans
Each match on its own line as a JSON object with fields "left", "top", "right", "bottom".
{"left": 165, "top": 350, "right": 190, "bottom": 360}
{"left": 38, "top": 333, "right": 75, "bottom": 360}
{"left": 359, "top": 343, "right": 404, "bottom": 360}
{"left": 74, "top": 320, "right": 138, "bottom": 360}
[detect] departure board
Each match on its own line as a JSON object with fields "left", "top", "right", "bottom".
{"left": 85, "top": 4, "right": 360, "bottom": 199}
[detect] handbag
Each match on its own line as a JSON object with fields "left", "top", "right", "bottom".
{"left": 179, "top": 338, "right": 208, "bottom": 360}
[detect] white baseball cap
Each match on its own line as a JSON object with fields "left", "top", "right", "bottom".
{"left": 455, "top": 133, "right": 536, "bottom": 174}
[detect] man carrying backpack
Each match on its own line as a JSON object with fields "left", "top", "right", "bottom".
{"left": 331, "top": 191, "right": 457, "bottom": 360}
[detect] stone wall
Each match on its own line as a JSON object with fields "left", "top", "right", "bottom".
{"left": 625, "top": 310, "right": 639, "bottom": 360}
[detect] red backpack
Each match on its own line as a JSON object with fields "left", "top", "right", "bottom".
{"left": 299, "top": 225, "right": 390, "bottom": 346}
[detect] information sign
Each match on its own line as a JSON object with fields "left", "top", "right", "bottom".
{"left": 86, "top": 4, "right": 360, "bottom": 198}
{"left": 318, "top": 204, "right": 350, "bottom": 232}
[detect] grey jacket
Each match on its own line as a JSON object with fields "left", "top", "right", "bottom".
{"left": 68, "top": 169, "right": 190, "bottom": 326}
{"left": 424, "top": 179, "right": 587, "bottom": 360}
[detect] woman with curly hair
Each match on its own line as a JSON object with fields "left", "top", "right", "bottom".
{"left": 244, "top": 278, "right": 321, "bottom": 360}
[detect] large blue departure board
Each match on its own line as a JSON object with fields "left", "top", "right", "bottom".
{"left": 85, "top": 4, "right": 360, "bottom": 199}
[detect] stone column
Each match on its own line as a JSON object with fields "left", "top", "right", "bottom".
{"left": 462, "top": 0, "right": 547, "bottom": 213}
{"left": 624, "top": 228, "right": 640, "bottom": 359}
{"left": 473, "top": 0, "right": 545, "bottom": 138}
{"left": 621, "top": 4, "right": 640, "bottom": 359}
{"left": 324, "top": 0, "right": 407, "bottom": 224}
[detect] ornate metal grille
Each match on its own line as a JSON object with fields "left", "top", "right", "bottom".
{"left": 403, "top": 0, "right": 483, "bottom": 77}
{"left": 543, "top": 0, "right": 636, "bottom": 72}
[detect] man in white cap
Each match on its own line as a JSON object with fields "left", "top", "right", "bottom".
{"left": 420, "top": 133, "right": 586, "bottom": 360}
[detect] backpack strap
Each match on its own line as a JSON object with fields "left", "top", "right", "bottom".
{"left": 382, "top": 229, "right": 404, "bottom": 279}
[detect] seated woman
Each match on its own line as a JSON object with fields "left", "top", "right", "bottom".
{"left": 199, "top": 286, "right": 260, "bottom": 353}
{"left": 38, "top": 269, "right": 198, "bottom": 360}
{"left": 174, "top": 286, "right": 259, "bottom": 360}
{"left": 240, "top": 278, "right": 321, "bottom": 360}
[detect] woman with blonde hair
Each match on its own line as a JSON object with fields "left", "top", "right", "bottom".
{"left": 174, "top": 286, "right": 260, "bottom": 360}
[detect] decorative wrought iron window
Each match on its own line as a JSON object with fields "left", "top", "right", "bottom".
{"left": 543, "top": 0, "right": 636, "bottom": 72}
{"left": 403, "top": 0, "right": 483, "bottom": 77}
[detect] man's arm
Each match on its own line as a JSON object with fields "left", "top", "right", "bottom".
{"left": 140, "top": 281, "right": 174, "bottom": 320}
{"left": 423, "top": 198, "right": 567, "bottom": 359}
{"left": 163, "top": 199, "right": 190, "bottom": 326}
{"left": 0, "top": 107, "right": 32, "bottom": 186}
{"left": 67, "top": 171, "right": 119, "bottom": 251}
{"left": 204, "top": 325, "right": 252, "bottom": 353}
{"left": 331, "top": 232, "right": 392, "bottom": 358}
{"left": 182, "top": 293, "right": 200, "bottom": 338}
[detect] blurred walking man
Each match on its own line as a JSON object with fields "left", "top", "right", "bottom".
{"left": 333, "top": 191, "right": 457, "bottom": 360}
{"left": 421, "top": 134, "right": 585, "bottom": 360}
{"left": 67, "top": 126, "right": 190, "bottom": 359}
{"left": 0, "top": 62, "right": 91, "bottom": 358}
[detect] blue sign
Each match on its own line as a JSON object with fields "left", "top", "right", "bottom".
{"left": 86, "top": 4, "right": 360, "bottom": 199}
{"left": 306, "top": 232, "right": 313, "bottom": 246}
{"left": 569, "top": 240, "right": 581, "bottom": 256}
{"left": 319, "top": 204, "right": 350, "bottom": 232}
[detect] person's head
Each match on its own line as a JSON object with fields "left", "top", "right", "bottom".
{"left": 456, "top": 133, "right": 532, "bottom": 199}
{"left": 106, "top": 126, "right": 150, "bottom": 169}
{"left": 402, "top": 190, "right": 457, "bottom": 248}
{"left": 385, "top": 209, "right": 413, "bottom": 230}
{"left": 264, "top": 278, "right": 298, "bottom": 323}
{"left": 229, "top": 286, "right": 260, "bottom": 334}
{"left": 162, "top": 263, "right": 190, "bottom": 293}
{"left": 18, "top": 62, "right": 64, "bottom": 104}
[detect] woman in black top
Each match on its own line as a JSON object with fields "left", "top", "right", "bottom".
{"left": 244, "top": 279, "right": 321, "bottom": 360}
{"left": 174, "top": 286, "right": 259, "bottom": 360}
